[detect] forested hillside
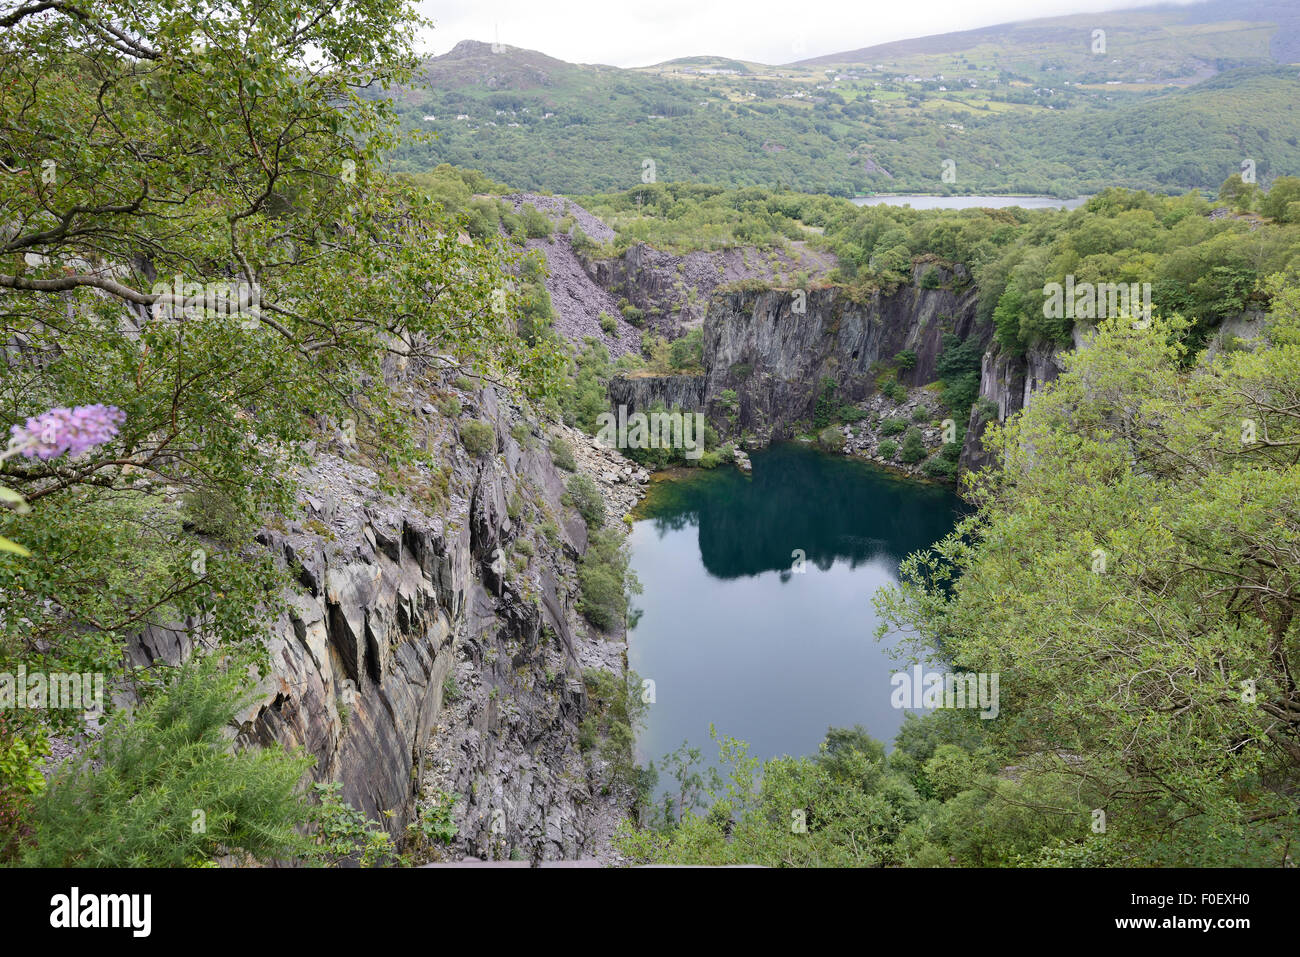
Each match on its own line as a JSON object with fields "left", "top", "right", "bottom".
{"left": 384, "top": 3, "right": 1300, "bottom": 196}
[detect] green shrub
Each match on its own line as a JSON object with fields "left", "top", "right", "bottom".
{"left": 839, "top": 406, "right": 868, "bottom": 423}
{"left": 599, "top": 312, "right": 617, "bottom": 335}
{"left": 565, "top": 473, "right": 605, "bottom": 527}
{"left": 668, "top": 329, "right": 704, "bottom": 371}
{"left": 697, "top": 449, "right": 724, "bottom": 468}
{"left": 442, "top": 673, "right": 461, "bottom": 703}
{"left": 580, "top": 668, "right": 648, "bottom": 792}
{"left": 436, "top": 395, "right": 462, "bottom": 417}
{"left": 920, "top": 267, "right": 942, "bottom": 289}
{"left": 309, "top": 780, "right": 399, "bottom": 867}
{"left": 510, "top": 421, "right": 534, "bottom": 449}
{"left": 21, "top": 655, "right": 315, "bottom": 867}
{"left": 181, "top": 488, "right": 250, "bottom": 545}
{"left": 935, "top": 332, "right": 982, "bottom": 414}
{"left": 900, "top": 427, "right": 926, "bottom": 464}
{"left": 817, "top": 425, "right": 843, "bottom": 450}
{"left": 813, "top": 376, "right": 837, "bottom": 428}
{"left": 549, "top": 435, "right": 577, "bottom": 471}
{"left": 882, "top": 380, "right": 908, "bottom": 402}
{"left": 923, "top": 456, "right": 958, "bottom": 479}
{"left": 878, "top": 439, "right": 898, "bottom": 459}
{"left": 578, "top": 529, "right": 640, "bottom": 630}
{"left": 559, "top": 338, "right": 616, "bottom": 433}
{"left": 974, "top": 397, "right": 999, "bottom": 422}
{"left": 453, "top": 375, "right": 476, "bottom": 392}
{"left": 459, "top": 420, "right": 496, "bottom": 457}
{"left": 895, "top": 349, "right": 918, "bottom": 371}
{"left": 911, "top": 406, "right": 931, "bottom": 423}
{"left": 520, "top": 203, "right": 552, "bottom": 239}
{"left": 880, "top": 417, "right": 907, "bottom": 436}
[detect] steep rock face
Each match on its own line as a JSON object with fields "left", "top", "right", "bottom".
{"left": 606, "top": 375, "right": 707, "bottom": 415}
{"left": 606, "top": 264, "right": 980, "bottom": 441}
{"left": 958, "top": 339, "right": 1068, "bottom": 476}
{"left": 585, "top": 241, "right": 836, "bottom": 336}
{"left": 123, "top": 372, "right": 628, "bottom": 861}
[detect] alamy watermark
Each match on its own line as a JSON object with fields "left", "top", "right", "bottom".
{"left": 890, "top": 665, "right": 999, "bottom": 719}
{"left": 595, "top": 405, "right": 706, "bottom": 460}
{"left": 0, "top": 665, "right": 104, "bottom": 714}
{"left": 149, "top": 274, "right": 261, "bottom": 328}
{"left": 1042, "top": 276, "right": 1151, "bottom": 325}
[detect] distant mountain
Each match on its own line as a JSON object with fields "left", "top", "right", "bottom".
{"left": 796, "top": 0, "right": 1298, "bottom": 72}
{"left": 386, "top": 2, "right": 1300, "bottom": 197}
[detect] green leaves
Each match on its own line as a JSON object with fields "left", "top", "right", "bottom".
{"left": 0, "top": 0, "right": 562, "bottom": 856}
{"left": 22, "top": 653, "right": 316, "bottom": 867}
{"left": 876, "top": 294, "right": 1300, "bottom": 865}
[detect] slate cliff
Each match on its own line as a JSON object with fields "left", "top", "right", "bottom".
{"left": 125, "top": 366, "right": 631, "bottom": 862}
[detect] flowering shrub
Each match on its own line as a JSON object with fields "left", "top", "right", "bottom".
{"left": 8, "top": 405, "right": 125, "bottom": 460}
{"left": 1, "top": 405, "right": 124, "bottom": 557}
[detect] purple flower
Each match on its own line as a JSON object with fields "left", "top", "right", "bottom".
{"left": 9, "top": 405, "right": 126, "bottom": 460}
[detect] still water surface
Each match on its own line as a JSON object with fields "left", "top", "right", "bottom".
{"left": 627, "top": 443, "right": 965, "bottom": 779}
{"left": 851, "top": 194, "right": 1087, "bottom": 210}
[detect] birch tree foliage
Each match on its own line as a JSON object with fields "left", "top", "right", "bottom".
{"left": 0, "top": 3, "right": 560, "bottom": 699}
{"left": 876, "top": 283, "right": 1300, "bottom": 865}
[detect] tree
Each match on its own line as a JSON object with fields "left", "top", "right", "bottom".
{"left": 1218, "top": 173, "right": 1257, "bottom": 212}
{"left": 876, "top": 290, "right": 1300, "bottom": 866}
{"left": 1260, "top": 176, "right": 1300, "bottom": 223}
{"left": 0, "top": 0, "right": 562, "bottom": 853}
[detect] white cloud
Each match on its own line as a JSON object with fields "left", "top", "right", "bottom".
{"left": 416, "top": 0, "right": 1209, "bottom": 67}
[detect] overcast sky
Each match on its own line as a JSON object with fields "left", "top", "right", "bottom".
{"left": 416, "top": 0, "right": 1207, "bottom": 67}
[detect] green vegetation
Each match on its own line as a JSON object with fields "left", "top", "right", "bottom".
{"left": 21, "top": 655, "right": 315, "bottom": 867}
{"left": 881, "top": 381, "right": 908, "bottom": 402}
{"left": 577, "top": 529, "right": 640, "bottom": 631}
{"left": 459, "top": 420, "right": 496, "bottom": 457}
{"left": 816, "top": 425, "right": 843, "bottom": 450}
{"left": 0, "top": 0, "right": 562, "bottom": 863}
{"left": 923, "top": 441, "right": 963, "bottom": 479}
{"left": 934, "top": 333, "right": 983, "bottom": 414}
{"left": 548, "top": 434, "right": 578, "bottom": 471}
{"left": 616, "top": 713, "right": 1086, "bottom": 866}
{"left": 875, "top": 290, "right": 1300, "bottom": 865}
{"left": 899, "top": 427, "right": 927, "bottom": 464}
{"left": 812, "top": 377, "right": 838, "bottom": 429}
{"left": 557, "top": 338, "right": 643, "bottom": 434}
{"left": 565, "top": 474, "right": 606, "bottom": 527}
{"left": 580, "top": 669, "right": 650, "bottom": 799}
{"left": 668, "top": 329, "right": 705, "bottom": 372}
{"left": 387, "top": 16, "right": 1300, "bottom": 199}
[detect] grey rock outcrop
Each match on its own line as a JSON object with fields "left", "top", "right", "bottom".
{"left": 122, "top": 370, "right": 636, "bottom": 862}
{"left": 606, "top": 263, "right": 981, "bottom": 442}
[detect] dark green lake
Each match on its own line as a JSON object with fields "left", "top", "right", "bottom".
{"left": 627, "top": 442, "right": 964, "bottom": 778}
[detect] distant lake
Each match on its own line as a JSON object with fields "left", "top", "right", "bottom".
{"left": 626, "top": 443, "right": 966, "bottom": 792}
{"left": 852, "top": 194, "right": 1088, "bottom": 210}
